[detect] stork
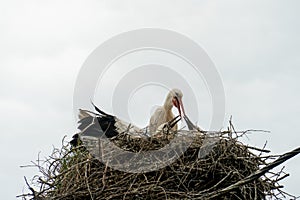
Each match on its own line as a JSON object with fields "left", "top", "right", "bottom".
{"left": 70, "top": 105, "right": 181, "bottom": 146}
{"left": 70, "top": 89, "right": 198, "bottom": 147}
{"left": 149, "top": 88, "right": 186, "bottom": 135}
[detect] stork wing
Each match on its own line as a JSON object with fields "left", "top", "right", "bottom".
{"left": 149, "top": 107, "right": 165, "bottom": 134}
{"left": 75, "top": 105, "right": 118, "bottom": 139}
{"left": 72, "top": 104, "right": 148, "bottom": 146}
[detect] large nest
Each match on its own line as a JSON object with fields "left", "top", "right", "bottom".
{"left": 19, "top": 127, "right": 300, "bottom": 200}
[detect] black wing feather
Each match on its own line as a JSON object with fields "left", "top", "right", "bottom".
{"left": 70, "top": 104, "right": 119, "bottom": 147}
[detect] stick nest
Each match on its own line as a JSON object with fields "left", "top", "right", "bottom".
{"left": 19, "top": 129, "right": 299, "bottom": 200}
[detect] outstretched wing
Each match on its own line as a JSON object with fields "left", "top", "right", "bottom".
{"left": 70, "top": 105, "right": 119, "bottom": 147}
{"left": 71, "top": 104, "right": 148, "bottom": 146}
{"left": 79, "top": 104, "right": 119, "bottom": 138}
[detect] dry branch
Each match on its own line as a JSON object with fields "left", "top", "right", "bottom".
{"left": 201, "top": 147, "right": 300, "bottom": 199}
{"left": 18, "top": 129, "right": 299, "bottom": 200}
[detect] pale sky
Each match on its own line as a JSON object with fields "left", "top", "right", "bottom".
{"left": 1, "top": 0, "right": 300, "bottom": 199}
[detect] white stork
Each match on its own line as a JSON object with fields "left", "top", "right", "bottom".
{"left": 149, "top": 88, "right": 186, "bottom": 134}
{"left": 70, "top": 89, "right": 197, "bottom": 146}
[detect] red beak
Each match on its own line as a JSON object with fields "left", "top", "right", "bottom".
{"left": 174, "top": 97, "right": 186, "bottom": 118}
{"left": 178, "top": 98, "right": 186, "bottom": 117}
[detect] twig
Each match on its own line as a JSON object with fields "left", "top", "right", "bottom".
{"left": 203, "top": 147, "right": 300, "bottom": 199}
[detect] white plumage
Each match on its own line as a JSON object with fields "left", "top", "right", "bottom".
{"left": 71, "top": 89, "right": 190, "bottom": 146}
{"left": 149, "top": 88, "right": 186, "bottom": 135}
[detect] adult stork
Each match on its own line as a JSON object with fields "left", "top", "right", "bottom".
{"left": 70, "top": 89, "right": 197, "bottom": 146}
{"left": 149, "top": 88, "right": 186, "bottom": 134}
{"left": 70, "top": 104, "right": 181, "bottom": 147}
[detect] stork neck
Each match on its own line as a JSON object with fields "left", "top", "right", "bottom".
{"left": 163, "top": 98, "right": 173, "bottom": 111}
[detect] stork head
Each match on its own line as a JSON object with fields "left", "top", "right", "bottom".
{"left": 169, "top": 88, "right": 186, "bottom": 118}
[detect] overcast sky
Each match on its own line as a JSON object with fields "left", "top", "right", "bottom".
{"left": 1, "top": 0, "right": 300, "bottom": 199}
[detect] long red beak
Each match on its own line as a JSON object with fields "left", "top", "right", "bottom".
{"left": 174, "top": 97, "right": 186, "bottom": 118}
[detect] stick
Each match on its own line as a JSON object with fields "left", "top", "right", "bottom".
{"left": 202, "top": 147, "right": 300, "bottom": 199}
